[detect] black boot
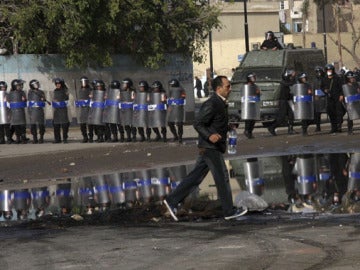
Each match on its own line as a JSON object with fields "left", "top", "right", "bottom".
{"left": 288, "top": 125, "right": 295, "bottom": 135}
{"left": 39, "top": 134, "right": 44, "bottom": 144}
{"left": 32, "top": 135, "right": 38, "bottom": 144}
{"left": 82, "top": 135, "right": 88, "bottom": 143}
{"left": 119, "top": 133, "right": 125, "bottom": 142}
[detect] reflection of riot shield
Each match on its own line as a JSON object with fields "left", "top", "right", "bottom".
{"left": 106, "top": 173, "right": 125, "bottom": 207}
{"left": 31, "top": 187, "right": 50, "bottom": 218}
{"left": 92, "top": 175, "right": 110, "bottom": 211}
{"left": 132, "top": 92, "right": 149, "bottom": 128}
{"left": 148, "top": 92, "right": 167, "bottom": 128}
{"left": 119, "top": 90, "right": 133, "bottom": 126}
{"left": 292, "top": 84, "right": 314, "bottom": 120}
{"left": 8, "top": 90, "right": 27, "bottom": 125}
{"left": 134, "top": 169, "right": 152, "bottom": 203}
{"left": 88, "top": 90, "right": 105, "bottom": 125}
{"left": 74, "top": 88, "right": 91, "bottom": 124}
{"left": 0, "top": 190, "right": 13, "bottom": 213}
{"left": 295, "top": 155, "right": 317, "bottom": 195}
{"left": 241, "top": 84, "right": 260, "bottom": 120}
{"left": 0, "top": 91, "right": 10, "bottom": 124}
{"left": 167, "top": 87, "right": 185, "bottom": 123}
{"left": 169, "top": 165, "right": 187, "bottom": 191}
{"left": 78, "top": 176, "right": 95, "bottom": 214}
{"left": 314, "top": 89, "right": 328, "bottom": 113}
{"left": 342, "top": 84, "right": 360, "bottom": 120}
{"left": 348, "top": 153, "right": 360, "bottom": 191}
{"left": 151, "top": 167, "right": 170, "bottom": 201}
{"left": 122, "top": 172, "right": 137, "bottom": 207}
{"left": 103, "top": 88, "right": 121, "bottom": 124}
{"left": 13, "top": 189, "right": 31, "bottom": 220}
{"left": 55, "top": 183, "right": 73, "bottom": 215}
{"left": 244, "top": 158, "right": 264, "bottom": 196}
{"left": 27, "top": 89, "right": 46, "bottom": 125}
{"left": 51, "top": 90, "right": 71, "bottom": 124}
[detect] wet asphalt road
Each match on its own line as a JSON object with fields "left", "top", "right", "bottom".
{"left": 2, "top": 120, "right": 360, "bottom": 269}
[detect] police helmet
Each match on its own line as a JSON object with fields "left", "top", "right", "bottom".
{"left": 282, "top": 68, "right": 295, "bottom": 81}
{"left": 246, "top": 72, "right": 256, "bottom": 82}
{"left": 266, "top": 31, "right": 275, "bottom": 39}
{"left": 121, "top": 78, "right": 133, "bottom": 88}
{"left": 169, "top": 78, "right": 180, "bottom": 87}
{"left": 345, "top": 71, "right": 356, "bottom": 82}
{"left": 80, "top": 76, "right": 89, "bottom": 88}
{"left": 110, "top": 80, "right": 121, "bottom": 89}
{"left": 151, "top": 80, "right": 163, "bottom": 89}
{"left": 11, "top": 79, "right": 24, "bottom": 91}
{"left": 0, "top": 81, "right": 7, "bottom": 90}
{"left": 53, "top": 78, "right": 65, "bottom": 87}
{"left": 298, "top": 72, "right": 307, "bottom": 80}
{"left": 92, "top": 79, "right": 105, "bottom": 90}
{"left": 29, "top": 79, "right": 40, "bottom": 90}
{"left": 138, "top": 80, "right": 149, "bottom": 91}
{"left": 324, "top": 64, "right": 335, "bottom": 72}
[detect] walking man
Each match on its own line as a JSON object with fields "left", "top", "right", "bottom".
{"left": 163, "top": 75, "right": 248, "bottom": 221}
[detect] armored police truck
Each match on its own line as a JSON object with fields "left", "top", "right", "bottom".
{"left": 228, "top": 48, "right": 326, "bottom": 125}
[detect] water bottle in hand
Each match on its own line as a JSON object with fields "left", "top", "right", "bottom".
{"left": 228, "top": 128, "right": 237, "bottom": 154}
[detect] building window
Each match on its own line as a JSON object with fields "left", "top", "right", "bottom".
{"left": 294, "top": 22, "right": 303, "bottom": 33}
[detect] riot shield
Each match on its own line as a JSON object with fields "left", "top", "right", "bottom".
{"left": 103, "top": 88, "right": 121, "bottom": 124}
{"left": 240, "top": 84, "right": 260, "bottom": 120}
{"left": 0, "top": 91, "right": 10, "bottom": 124}
{"left": 106, "top": 173, "right": 125, "bottom": 207}
{"left": 244, "top": 158, "right": 264, "bottom": 196}
{"left": 343, "top": 84, "right": 360, "bottom": 120}
{"left": 51, "top": 90, "right": 71, "bottom": 124}
{"left": 8, "top": 90, "right": 27, "bottom": 125}
{"left": 151, "top": 167, "right": 170, "bottom": 201}
{"left": 88, "top": 90, "right": 105, "bottom": 125}
{"left": 292, "top": 84, "right": 314, "bottom": 120}
{"left": 132, "top": 92, "right": 149, "bottom": 128}
{"left": 27, "top": 89, "right": 46, "bottom": 125}
{"left": 74, "top": 87, "right": 91, "bottom": 124}
{"left": 148, "top": 92, "right": 167, "bottom": 128}
{"left": 167, "top": 87, "right": 185, "bottom": 123}
{"left": 348, "top": 153, "right": 360, "bottom": 192}
{"left": 134, "top": 169, "right": 152, "bottom": 203}
{"left": 119, "top": 90, "right": 133, "bottom": 126}
{"left": 294, "top": 154, "right": 317, "bottom": 195}
{"left": 314, "top": 89, "right": 328, "bottom": 113}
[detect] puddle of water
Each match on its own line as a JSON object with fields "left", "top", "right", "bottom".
{"left": 1, "top": 152, "right": 360, "bottom": 223}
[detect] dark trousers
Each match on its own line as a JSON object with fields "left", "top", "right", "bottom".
{"left": 53, "top": 122, "right": 70, "bottom": 142}
{"left": 165, "top": 148, "right": 234, "bottom": 216}
{"left": 196, "top": 88, "right": 202, "bottom": 98}
{"left": 13, "top": 124, "right": 26, "bottom": 141}
{"left": 244, "top": 120, "right": 255, "bottom": 133}
{"left": 327, "top": 99, "right": 345, "bottom": 132}
{"left": 0, "top": 124, "right": 11, "bottom": 142}
{"left": 271, "top": 100, "right": 294, "bottom": 128}
{"left": 80, "top": 123, "right": 94, "bottom": 139}
{"left": 30, "top": 124, "right": 45, "bottom": 138}
{"left": 168, "top": 122, "right": 183, "bottom": 139}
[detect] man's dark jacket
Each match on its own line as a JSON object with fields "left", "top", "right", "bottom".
{"left": 194, "top": 93, "right": 229, "bottom": 153}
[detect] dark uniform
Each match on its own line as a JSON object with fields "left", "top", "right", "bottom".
{"left": 0, "top": 81, "right": 11, "bottom": 144}
{"left": 321, "top": 64, "right": 345, "bottom": 133}
{"left": 342, "top": 71, "right": 360, "bottom": 135}
{"left": 52, "top": 78, "right": 70, "bottom": 143}
{"left": 8, "top": 79, "right": 27, "bottom": 143}
{"left": 313, "top": 66, "right": 326, "bottom": 132}
{"left": 260, "top": 31, "right": 283, "bottom": 51}
{"left": 167, "top": 79, "right": 186, "bottom": 143}
{"left": 75, "top": 76, "right": 94, "bottom": 143}
{"left": 268, "top": 68, "right": 296, "bottom": 136}
{"left": 27, "top": 79, "right": 47, "bottom": 143}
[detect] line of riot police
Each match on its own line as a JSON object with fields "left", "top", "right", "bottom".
{"left": 239, "top": 63, "right": 360, "bottom": 138}
{"left": 0, "top": 76, "right": 187, "bottom": 144}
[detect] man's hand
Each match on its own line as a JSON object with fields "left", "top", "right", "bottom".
{"left": 209, "top": 133, "right": 222, "bottom": 143}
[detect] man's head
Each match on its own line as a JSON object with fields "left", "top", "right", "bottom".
{"left": 212, "top": 76, "right": 231, "bottom": 99}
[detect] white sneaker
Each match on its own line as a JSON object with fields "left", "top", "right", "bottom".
{"left": 163, "top": 199, "right": 178, "bottom": 222}
{"left": 224, "top": 207, "right": 248, "bottom": 220}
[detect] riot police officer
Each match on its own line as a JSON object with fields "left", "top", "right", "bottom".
{"left": 167, "top": 78, "right": 186, "bottom": 143}
{"left": 268, "top": 68, "right": 296, "bottom": 136}
{"left": 296, "top": 72, "right": 313, "bottom": 136}
{"left": 75, "top": 76, "right": 94, "bottom": 143}
{"left": 260, "top": 31, "right": 283, "bottom": 51}
{"left": 313, "top": 66, "right": 326, "bottom": 132}
{"left": 0, "top": 81, "right": 11, "bottom": 144}
{"left": 243, "top": 73, "right": 261, "bottom": 139}
{"left": 8, "top": 79, "right": 27, "bottom": 143}
{"left": 88, "top": 80, "right": 106, "bottom": 142}
{"left": 133, "top": 80, "right": 151, "bottom": 142}
{"left": 103, "top": 80, "right": 121, "bottom": 142}
{"left": 342, "top": 71, "right": 360, "bottom": 135}
{"left": 119, "top": 78, "right": 136, "bottom": 142}
{"left": 28, "top": 79, "right": 47, "bottom": 143}
{"left": 52, "top": 78, "right": 70, "bottom": 143}
{"left": 321, "top": 64, "right": 345, "bottom": 133}
{"left": 149, "top": 81, "right": 167, "bottom": 142}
